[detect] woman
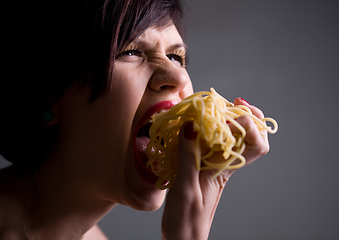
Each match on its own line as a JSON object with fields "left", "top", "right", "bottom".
{"left": 0, "top": 0, "right": 270, "bottom": 239}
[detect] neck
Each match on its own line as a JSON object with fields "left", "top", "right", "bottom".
{"left": 25, "top": 157, "right": 117, "bottom": 240}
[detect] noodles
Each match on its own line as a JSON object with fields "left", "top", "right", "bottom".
{"left": 146, "top": 88, "right": 278, "bottom": 190}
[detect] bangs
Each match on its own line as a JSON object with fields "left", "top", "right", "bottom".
{"left": 0, "top": 0, "right": 185, "bottom": 166}
{"left": 74, "top": 0, "right": 184, "bottom": 102}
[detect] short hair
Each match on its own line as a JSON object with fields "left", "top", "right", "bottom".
{"left": 0, "top": 0, "right": 184, "bottom": 168}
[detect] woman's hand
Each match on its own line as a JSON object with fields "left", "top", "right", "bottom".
{"left": 161, "top": 98, "right": 270, "bottom": 240}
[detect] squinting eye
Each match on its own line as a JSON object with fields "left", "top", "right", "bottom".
{"left": 167, "top": 54, "right": 185, "bottom": 67}
{"left": 125, "top": 50, "right": 142, "bottom": 56}
{"left": 117, "top": 50, "right": 142, "bottom": 58}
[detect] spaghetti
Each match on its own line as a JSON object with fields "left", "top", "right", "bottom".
{"left": 146, "top": 88, "right": 278, "bottom": 190}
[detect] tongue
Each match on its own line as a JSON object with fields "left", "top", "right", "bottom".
{"left": 135, "top": 136, "right": 150, "bottom": 165}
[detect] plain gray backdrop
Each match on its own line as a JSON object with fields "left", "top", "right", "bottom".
{"left": 1, "top": 0, "right": 338, "bottom": 239}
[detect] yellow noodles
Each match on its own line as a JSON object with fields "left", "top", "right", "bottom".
{"left": 146, "top": 88, "right": 278, "bottom": 190}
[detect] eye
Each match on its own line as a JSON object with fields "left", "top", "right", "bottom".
{"left": 115, "top": 43, "right": 145, "bottom": 61}
{"left": 116, "top": 49, "right": 143, "bottom": 59}
{"left": 122, "top": 50, "right": 142, "bottom": 57}
{"left": 167, "top": 53, "right": 187, "bottom": 67}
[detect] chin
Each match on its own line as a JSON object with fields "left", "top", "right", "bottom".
{"left": 137, "top": 191, "right": 166, "bottom": 212}
{"left": 126, "top": 185, "right": 167, "bottom": 212}
{"left": 122, "top": 147, "right": 167, "bottom": 211}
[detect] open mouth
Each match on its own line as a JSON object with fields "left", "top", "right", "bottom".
{"left": 135, "top": 109, "right": 168, "bottom": 166}
{"left": 135, "top": 123, "right": 152, "bottom": 166}
{"left": 137, "top": 118, "right": 152, "bottom": 139}
{"left": 133, "top": 101, "right": 177, "bottom": 181}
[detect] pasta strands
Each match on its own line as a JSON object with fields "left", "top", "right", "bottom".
{"left": 146, "top": 88, "right": 278, "bottom": 190}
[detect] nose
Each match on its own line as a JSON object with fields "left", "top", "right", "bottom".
{"left": 148, "top": 58, "right": 191, "bottom": 96}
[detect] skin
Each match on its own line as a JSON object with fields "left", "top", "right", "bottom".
{"left": 162, "top": 98, "right": 269, "bottom": 240}
{"left": 0, "top": 23, "right": 269, "bottom": 239}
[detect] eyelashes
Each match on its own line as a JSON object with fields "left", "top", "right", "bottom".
{"left": 116, "top": 44, "right": 188, "bottom": 68}
{"left": 116, "top": 45, "right": 144, "bottom": 59}
{"left": 167, "top": 49, "right": 188, "bottom": 67}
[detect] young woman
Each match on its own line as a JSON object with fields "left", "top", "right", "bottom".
{"left": 0, "top": 0, "right": 270, "bottom": 239}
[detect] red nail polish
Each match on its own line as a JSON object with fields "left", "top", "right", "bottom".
{"left": 184, "top": 122, "right": 197, "bottom": 140}
{"left": 240, "top": 98, "right": 249, "bottom": 104}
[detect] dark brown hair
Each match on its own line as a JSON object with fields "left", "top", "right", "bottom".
{"left": 0, "top": 0, "right": 184, "bottom": 167}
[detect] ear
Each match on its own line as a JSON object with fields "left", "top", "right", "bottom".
{"left": 42, "top": 103, "right": 59, "bottom": 126}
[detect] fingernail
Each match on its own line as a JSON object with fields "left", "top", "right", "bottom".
{"left": 184, "top": 122, "right": 197, "bottom": 140}
{"left": 240, "top": 98, "right": 249, "bottom": 104}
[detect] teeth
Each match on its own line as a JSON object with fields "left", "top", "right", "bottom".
{"left": 138, "top": 108, "right": 170, "bottom": 137}
{"left": 151, "top": 109, "right": 169, "bottom": 120}
{"left": 143, "top": 109, "right": 170, "bottom": 126}
{"left": 146, "top": 118, "right": 153, "bottom": 124}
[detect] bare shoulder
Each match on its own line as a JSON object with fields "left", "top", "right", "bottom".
{"left": 82, "top": 224, "right": 108, "bottom": 240}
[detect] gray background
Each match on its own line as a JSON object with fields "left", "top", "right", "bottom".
{"left": 1, "top": 0, "right": 338, "bottom": 239}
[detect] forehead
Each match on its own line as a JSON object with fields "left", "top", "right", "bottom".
{"left": 135, "top": 24, "right": 184, "bottom": 49}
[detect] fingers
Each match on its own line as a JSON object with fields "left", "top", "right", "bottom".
{"left": 235, "top": 115, "right": 269, "bottom": 149}
{"left": 231, "top": 98, "right": 270, "bottom": 165}
{"left": 234, "top": 97, "right": 264, "bottom": 119}
{"left": 174, "top": 122, "right": 232, "bottom": 193}
{"left": 162, "top": 98, "right": 271, "bottom": 240}
{"left": 173, "top": 98, "right": 270, "bottom": 189}
{"left": 173, "top": 122, "right": 200, "bottom": 191}
{"left": 233, "top": 97, "right": 268, "bottom": 140}
{"left": 163, "top": 123, "right": 222, "bottom": 240}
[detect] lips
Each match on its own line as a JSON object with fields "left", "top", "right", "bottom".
{"left": 133, "top": 101, "right": 178, "bottom": 184}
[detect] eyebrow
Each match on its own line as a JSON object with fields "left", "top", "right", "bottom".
{"left": 129, "top": 39, "right": 187, "bottom": 52}
{"left": 168, "top": 43, "right": 188, "bottom": 52}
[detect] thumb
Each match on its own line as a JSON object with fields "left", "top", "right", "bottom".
{"left": 173, "top": 121, "right": 201, "bottom": 189}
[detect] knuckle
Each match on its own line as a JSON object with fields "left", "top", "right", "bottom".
{"left": 236, "top": 115, "right": 252, "bottom": 127}
{"left": 250, "top": 106, "right": 265, "bottom": 119}
{"left": 257, "top": 142, "right": 270, "bottom": 158}
{"left": 256, "top": 109, "right": 265, "bottom": 119}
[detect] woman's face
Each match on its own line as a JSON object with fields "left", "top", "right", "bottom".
{"left": 55, "top": 23, "right": 193, "bottom": 210}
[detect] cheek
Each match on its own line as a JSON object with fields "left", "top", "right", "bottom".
{"left": 180, "top": 74, "right": 194, "bottom": 99}
{"left": 101, "top": 66, "right": 149, "bottom": 130}
{"left": 112, "top": 63, "right": 151, "bottom": 90}
{"left": 57, "top": 79, "right": 140, "bottom": 149}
